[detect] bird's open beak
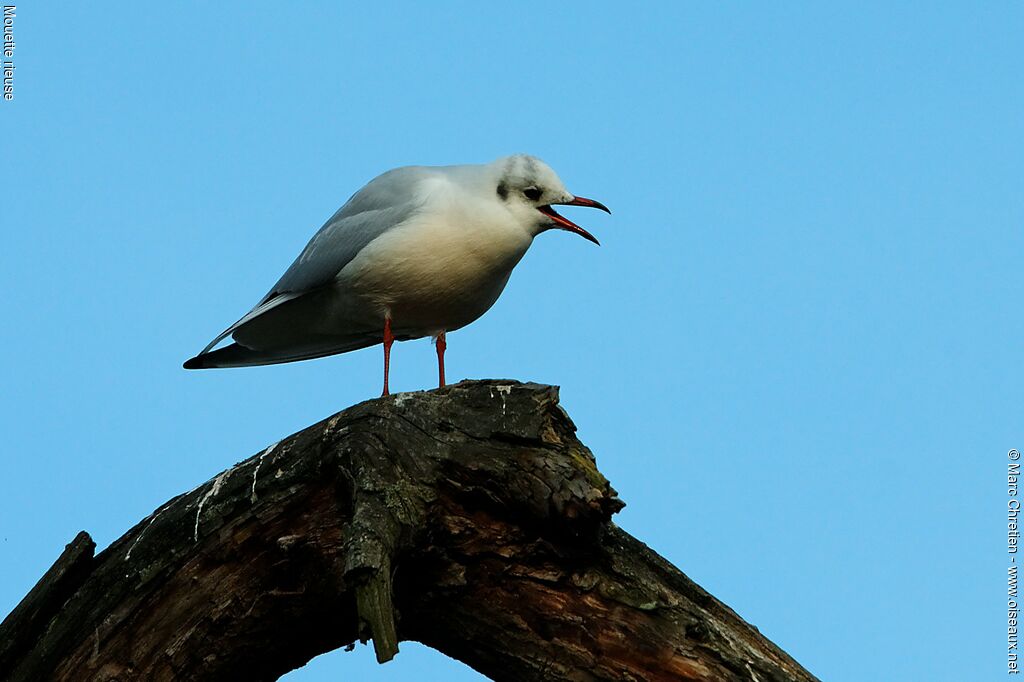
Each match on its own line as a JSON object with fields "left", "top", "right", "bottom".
{"left": 538, "top": 196, "right": 610, "bottom": 246}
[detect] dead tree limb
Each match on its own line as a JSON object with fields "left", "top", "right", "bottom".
{"left": 0, "top": 380, "right": 818, "bottom": 682}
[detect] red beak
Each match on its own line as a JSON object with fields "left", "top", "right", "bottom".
{"left": 537, "top": 196, "right": 610, "bottom": 246}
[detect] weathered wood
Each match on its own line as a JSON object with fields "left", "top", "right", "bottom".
{"left": 0, "top": 531, "right": 95, "bottom": 671}
{"left": 0, "top": 380, "right": 818, "bottom": 682}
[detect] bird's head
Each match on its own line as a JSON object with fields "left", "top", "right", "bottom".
{"left": 492, "top": 154, "right": 610, "bottom": 245}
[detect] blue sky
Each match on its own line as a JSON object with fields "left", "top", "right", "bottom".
{"left": 1, "top": 3, "right": 1019, "bottom": 680}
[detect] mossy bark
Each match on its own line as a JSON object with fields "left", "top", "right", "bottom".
{"left": 0, "top": 381, "right": 818, "bottom": 682}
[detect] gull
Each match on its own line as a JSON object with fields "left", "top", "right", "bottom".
{"left": 183, "top": 154, "right": 610, "bottom": 395}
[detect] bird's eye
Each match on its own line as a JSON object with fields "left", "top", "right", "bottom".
{"left": 523, "top": 187, "right": 543, "bottom": 202}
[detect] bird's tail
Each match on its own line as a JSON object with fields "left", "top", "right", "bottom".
{"left": 183, "top": 338, "right": 376, "bottom": 369}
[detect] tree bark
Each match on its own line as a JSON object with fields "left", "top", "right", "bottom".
{"left": 0, "top": 380, "right": 818, "bottom": 682}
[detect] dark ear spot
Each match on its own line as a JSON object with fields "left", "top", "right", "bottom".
{"left": 496, "top": 182, "right": 509, "bottom": 200}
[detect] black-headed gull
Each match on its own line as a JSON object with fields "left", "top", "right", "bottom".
{"left": 184, "top": 154, "right": 610, "bottom": 395}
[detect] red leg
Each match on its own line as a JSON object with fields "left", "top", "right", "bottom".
{"left": 382, "top": 317, "right": 394, "bottom": 397}
{"left": 436, "top": 332, "right": 447, "bottom": 388}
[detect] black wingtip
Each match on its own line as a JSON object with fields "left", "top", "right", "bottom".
{"left": 183, "top": 355, "right": 205, "bottom": 370}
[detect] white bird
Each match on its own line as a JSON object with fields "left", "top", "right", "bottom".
{"left": 184, "top": 154, "right": 610, "bottom": 395}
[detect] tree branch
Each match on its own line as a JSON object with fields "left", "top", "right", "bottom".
{"left": 0, "top": 380, "right": 818, "bottom": 682}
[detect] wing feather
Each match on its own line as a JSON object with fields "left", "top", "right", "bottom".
{"left": 198, "top": 291, "right": 305, "bottom": 355}
{"left": 191, "top": 166, "right": 430, "bottom": 358}
{"left": 260, "top": 166, "right": 430, "bottom": 299}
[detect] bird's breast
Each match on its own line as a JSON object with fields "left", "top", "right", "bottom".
{"left": 339, "top": 213, "right": 532, "bottom": 334}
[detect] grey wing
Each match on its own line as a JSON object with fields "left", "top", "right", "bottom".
{"left": 263, "top": 166, "right": 430, "bottom": 297}
{"left": 197, "top": 167, "right": 427, "bottom": 354}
